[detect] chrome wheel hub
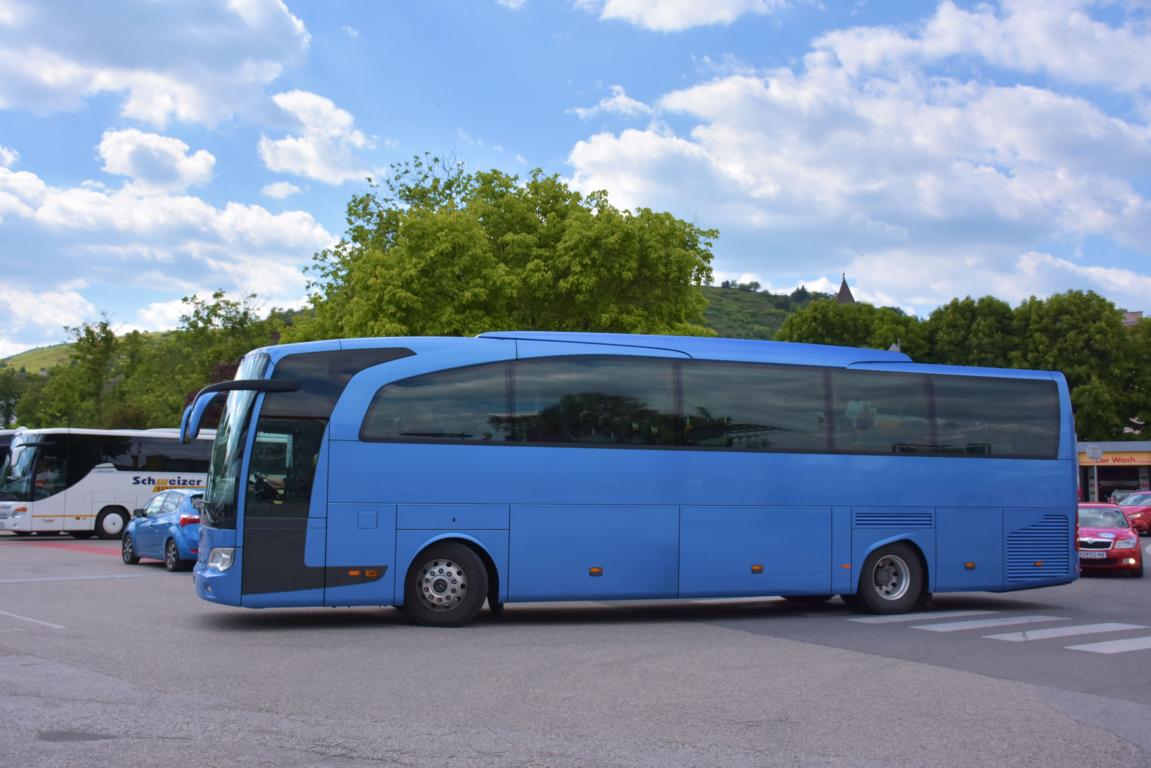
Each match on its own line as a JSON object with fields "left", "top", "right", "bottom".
{"left": 872, "top": 554, "right": 911, "bottom": 601}
{"left": 418, "top": 558, "right": 467, "bottom": 612}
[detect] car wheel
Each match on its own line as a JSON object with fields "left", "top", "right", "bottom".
{"left": 122, "top": 533, "right": 140, "bottom": 565}
{"left": 94, "top": 507, "right": 128, "bottom": 540}
{"left": 164, "top": 539, "right": 187, "bottom": 572}
{"left": 403, "top": 542, "right": 488, "bottom": 627}
{"left": 856, "top": 542, "right": 923, "bottom": 614}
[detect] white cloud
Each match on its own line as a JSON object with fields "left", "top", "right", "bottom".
{"left": 129, "top": 298, "right": 192, "bottom": 334}
{"left": 565, "top": 2, "right": 1151, "bottom": 317}
{"left": 258, "top": 90, "right": 374, "bottom": 184}
{"left": 496, "top": 0, "right": 528, "bottom": 9}
{"left": 581, "top": 0, "right": 790, "bottom": 32}
{"left": 261, "top": 180, "right": 301, "bottom": 199}
{"left": 819, "top": 0, "right": 1151, "bottom": 93}
{"left": 0, "top": 284, "right": 97, "bottom": 335}
{"left": 0, "top": 152, "right": 334, "bottom": 349}
{"left": 97, "top": 129, "right": 215, "bottom": 193}
{"left": 0, "top": 144, "right": 16, "bottom": 167}
{"left": 570, "top": 85, "right": 653, "bottom": 120}
{"left": 341, "top": 24, "right": 360, "bottom": 39}
{"left": 0, "top": 0, "right": 310, "bottom": 127}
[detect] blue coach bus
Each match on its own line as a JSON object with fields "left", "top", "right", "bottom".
{"left": 180, "top": 331, "right": 1078, "bottom": 626}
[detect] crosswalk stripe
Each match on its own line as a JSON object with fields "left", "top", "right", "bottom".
{"left": 848, "top": 610, "right": 995, "bottom": 624}
{"left": 983, "top": 622, "right": 1147, "bottom": 642}
{"left": 1066, "top": 636, "right": 1151, "bottom": 654}
{"left": 911, "top": 615, "right": 1065, "bottom": 632}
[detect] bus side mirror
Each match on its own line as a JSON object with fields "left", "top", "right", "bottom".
{"left": 181, "top": 392, "right": 220, "bottom": 444}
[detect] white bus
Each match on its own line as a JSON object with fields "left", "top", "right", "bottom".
{"left": 0, "top": 427, "right": 213, "bottom": 539}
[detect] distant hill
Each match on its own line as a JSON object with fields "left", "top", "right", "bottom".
{"left": 700, "top": 284, "right": 830, "bottom": 339}
{"left": 1, "top": 343, "right": 71, "bottom": 373}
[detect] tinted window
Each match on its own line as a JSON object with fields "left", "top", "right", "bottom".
{"left": 246, "top": 348, "right": 412, "bottom": 520}
{"left": 832, "top": 370, "right": 931, "bottom": 454}
{"left": 681, "top": 362, "right": 828, "bottom": 451}
{"left": 135, "top": 438, "right": 211, "bottom": 472}
{"left": 514, "top": 357, "right": 678, "bottom": 446}
{"left": 361, "top": 362, "right": 511, "bottom": 442}
{"left": 932, "top": 376, "right": 1058, "bottom": 459}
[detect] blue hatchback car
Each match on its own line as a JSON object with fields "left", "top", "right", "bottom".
{"left": 122, "top": 488, "right": 202, "bottom": 571}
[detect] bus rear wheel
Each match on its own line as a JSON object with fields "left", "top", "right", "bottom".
{"left": 94, "top": 507, "right": 128, "bottom": 540}
{"left": 856, "top": 542, "right": 923, "bottom": 614}
{"left": 404, "top": 542, "right": 488, "bottom": 627}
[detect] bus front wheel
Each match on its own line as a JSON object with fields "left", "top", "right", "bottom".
{"left": 856, "top": 542, "right": 923, "bottom": 614}
{"left": 94, "top": 508, "right": 128, "bottom": 540}
{"left": 404, "top": 542, "right": 489, "bottom": 627}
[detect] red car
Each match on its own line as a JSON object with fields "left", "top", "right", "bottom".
{"left": 1118, "top": 491, "right": 1151, "bottom": 535}
{"left": 1077, "top": 503, "right": 1143, "bottom": 577}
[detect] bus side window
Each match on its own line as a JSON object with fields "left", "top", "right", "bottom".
{"left": 33, "top": 452, "right": 67, "bottom": 499}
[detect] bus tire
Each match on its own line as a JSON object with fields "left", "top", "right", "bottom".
{"left": 857, "top": 542, "right": 923, "bottom": 614}
{"left": 404, "top": 542, "right": 488, "bottom": 627}
{"left": 95, "top": 508, "right": 128, "bottom": 540}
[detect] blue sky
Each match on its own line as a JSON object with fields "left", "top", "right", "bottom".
{"left": 1, "top": 0, "right": 1150, "bottom": 356}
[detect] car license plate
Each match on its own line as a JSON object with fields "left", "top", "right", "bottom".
{"left": 1079, "top": 551, "right": 1108, "bottom": 559}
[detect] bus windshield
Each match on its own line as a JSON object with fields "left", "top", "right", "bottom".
{"left": 203, "top": 352, "right": 270, "bottom": 528}
{"left": 0, "top": 440, "right": 37, "bottom": 501}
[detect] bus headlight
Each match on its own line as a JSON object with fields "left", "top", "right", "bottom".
{"left": 206, "top": 547, "right": 236, "bottom": 571}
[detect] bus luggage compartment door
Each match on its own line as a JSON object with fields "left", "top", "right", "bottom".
{"left": 325, "top": 503, "right": 397, "bottom": 606}
{"left": 679, "top": 506, "right": 833, "bottom": 597}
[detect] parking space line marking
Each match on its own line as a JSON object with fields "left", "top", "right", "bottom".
{"left": 0, "top": 609, "right": 64, "bottom": 629}
{"left": 0, "top": 574, "right": 147, "bottom": 585}
{"left": 912, "top": 615, "right": 1065, "bottom": 632}
{"left": 848, "top": 610, "right": 995, "bottom": 624}
{"left": 983, "top": 622, "right": 1147, "bottom": 642}
{"left": 1066, "top": 636, "right": 1151, "bottom": 654}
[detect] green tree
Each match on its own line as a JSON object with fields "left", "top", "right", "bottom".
{"left": 1013, "top": 290, "right": 1128, "bottom": 440}
{"left": 289, "top": 156, "right": 716, "bottom": 341}
{"left": 775, "top": 300, "right": 926, "bottom": 358}
{"left": 1116, "top": 317, "right": 1151, "bottom": 438}
{"left": 923, "top": 296, "right": 1016, "bottom": 367}
{"left": 0, "top": 367, "right": 24, "bottom": 427}
{"left": 15, "top": 293, "right": 283, "bottom": 429}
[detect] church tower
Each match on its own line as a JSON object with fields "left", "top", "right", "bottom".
{"left": 836, "top": 273, "right": 855, "bottom": 304}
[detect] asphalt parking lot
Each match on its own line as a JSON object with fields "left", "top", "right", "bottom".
{"left": 2, "top": 533, "right": 1150, "bottom": 767}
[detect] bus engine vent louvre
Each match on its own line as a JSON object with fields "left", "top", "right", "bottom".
{"left": 852, "top": 510, "right": 934, "bottom": 529}
{"left": 1006, "top": 514, "right": 1072, "bottom": 583}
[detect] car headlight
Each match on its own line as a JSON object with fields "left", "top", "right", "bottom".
{"left": 206, "top": 547, "right": 236, "bottom": 571}
{"left": 1115, "top": 539, "right": 1137, "bottom": 550}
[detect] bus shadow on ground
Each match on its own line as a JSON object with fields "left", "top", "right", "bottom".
{"left": 196, "top": 592, "right": 1057, "bottom": 631}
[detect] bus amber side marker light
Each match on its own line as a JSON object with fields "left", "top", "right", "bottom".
{"left": 751, "top": 564, "right": 764, "bottom": 574}
{"left": 365, "top": 569, "right": 379, "bottom": 579}
{"left": 348, "top": 569, "right": 361, "bottom": 577}
{"left": 965, "top": 562, "right": 976, "bottom": 571}
{"left": 589, "top": 567, "right": 603, "bottom": 577}
{"left": 1034, "top": 561, "right": 1044, "bottom": 568}
{"left": 841, "top": 563, "right": 851, "bottom": 569}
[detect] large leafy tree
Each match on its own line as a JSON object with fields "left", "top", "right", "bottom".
{"left": 774, "top": 300, "right": 926, "bottom": 358}
{"left": 1012, "top": 290, "right": 1128, "bottom": 440}
{"left": 288, "top": 156, "right": 717, "bottom": 341}
{"left": 923, "top": 296, "right": 1015, "bottom": 368}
